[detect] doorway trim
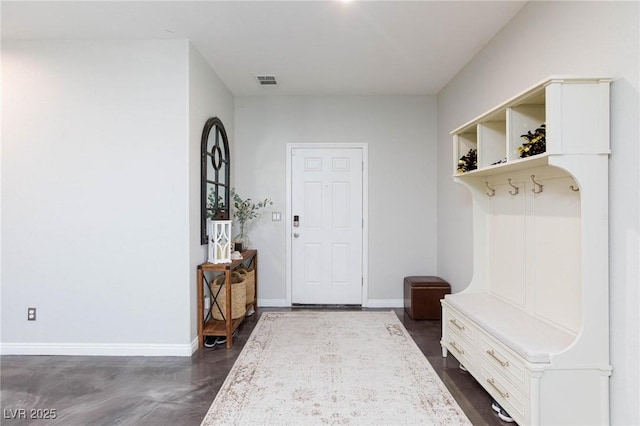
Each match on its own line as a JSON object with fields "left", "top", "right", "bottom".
{"left": 285, "top": 143, "right": 369, "bottom": 307}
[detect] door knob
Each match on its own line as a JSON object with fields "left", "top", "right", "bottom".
{"left": 293, "top": 233, "right": 300, "bottom": 238}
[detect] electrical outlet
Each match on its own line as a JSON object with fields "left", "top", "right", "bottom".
{"left": 27, "top": 307, "right": 36, "bottom": 321}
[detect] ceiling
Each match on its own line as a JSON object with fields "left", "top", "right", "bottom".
{"left": 1, "top": 1, "right": 527, "bottom": 96}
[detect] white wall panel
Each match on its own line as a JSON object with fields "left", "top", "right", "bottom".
{"left": 2, "top": 40, "right": 190, "bottom": 348}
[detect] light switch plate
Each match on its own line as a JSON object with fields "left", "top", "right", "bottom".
{"left": 272, "top": 212, "right": 281, "bottom": 221}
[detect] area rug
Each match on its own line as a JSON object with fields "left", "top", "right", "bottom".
{"left": 201, "top": 311, "right": 471, "bottom": 426}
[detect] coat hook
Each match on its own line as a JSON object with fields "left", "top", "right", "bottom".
{"left": 507, "top": 178, "right": 519, "bottom": 196}
{"left": 485, "top": 181, "right": 496, "bottom": 197}
{"left": 569, "top": 177, "right": 580, "bottom": 192}
{"left": 531, "top": 175, "right": 543, "bottom": 194}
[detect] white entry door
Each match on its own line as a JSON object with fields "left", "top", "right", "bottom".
{"left": 291, "top": 147, "right": 363, "bottom": 305}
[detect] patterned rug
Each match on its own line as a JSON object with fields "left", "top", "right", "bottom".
{"left": 201, "top": 311, "right": 470, "bottom": 426}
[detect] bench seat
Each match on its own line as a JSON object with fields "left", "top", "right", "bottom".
{"left": 444, "top": 293, "right": 576, "bottom": 363}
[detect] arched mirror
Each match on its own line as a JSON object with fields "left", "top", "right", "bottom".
{"left": 201, "top": 117, "right": 230, "bottom": 245}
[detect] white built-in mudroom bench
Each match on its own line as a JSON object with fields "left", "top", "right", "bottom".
{"left": 441, "top": 77, "right": 612, "bottom": 425}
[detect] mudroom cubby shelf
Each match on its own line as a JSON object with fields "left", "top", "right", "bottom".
{"left": 452, "top": 76, "right": 608, "bottom": 177}
{"left": 442, "top": 76, "right": 612, "bottom": 425}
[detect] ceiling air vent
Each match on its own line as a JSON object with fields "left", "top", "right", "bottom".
{"left": 255, "top": 75, "right": 277, "bottom": 86}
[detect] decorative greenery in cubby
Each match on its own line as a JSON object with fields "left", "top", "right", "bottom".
{"left": 519, "top": 124, "right": 546, "bottom": 158}
{"left": 457, "top": 148, "right": 478, "bottom": 173}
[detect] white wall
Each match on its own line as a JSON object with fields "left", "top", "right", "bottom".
{"left": 436, "top": 2, "right": 639, "bottom": 424}
{"left": 187, "top": 44, "right": 235, "bottom": 345}
{"left": 234, "top": 96, "right": 437, "bottom": 306}
{"left": 1, "top": 40, "right": 194, "bottom": 355}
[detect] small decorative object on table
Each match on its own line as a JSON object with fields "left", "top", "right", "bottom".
{"left": 457, "top": 148, "right": 478, "bottom": 173}
{"left": 231, "top": 251, "right": 243, "bottom": 260}
{"left": 207, "top": 219, "right": 232, "bottom": 264}
{"left": 231, "top": 188, "right": 273, "bottom": 250}
{"left": 518, "top": 123, "right": 546, "bottom": 158}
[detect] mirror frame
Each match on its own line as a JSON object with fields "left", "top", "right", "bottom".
{"left": 200, "top": 117, "right": 230, "bottom": 245}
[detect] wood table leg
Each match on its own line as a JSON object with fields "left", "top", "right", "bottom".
{"left": 197, "top": 267, "right": 204, "bottom": 348}
{"left": 225, "top": 268, "right": 232, "bottom": 348}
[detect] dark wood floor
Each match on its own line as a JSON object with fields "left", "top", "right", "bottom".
{"left": 1, "top": 308, "right": 505, "bottom": 425}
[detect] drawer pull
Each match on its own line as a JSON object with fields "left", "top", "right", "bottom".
{"left": 486, "top": 349, "right": 510, "bottom": 367}
{"left": 449, "top": 341, "right": 465, "bottom": 355}
{"left": 487, "top": 378, "right": 510, "bottom": 399}
{"left": 449, "top": 318, "right": 465, "bottom": 331}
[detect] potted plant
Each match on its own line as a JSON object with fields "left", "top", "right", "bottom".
{"left": 231, "top": 188, "right": 273, "bottom": 251}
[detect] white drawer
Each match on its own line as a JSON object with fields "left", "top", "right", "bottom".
{"left": 445, "top": 328, "right": 476, "bottom": 371}
{"left": 479, "top": 333, "right": 528, "bottom": 392}
{"left": 478, "top": 362, "right": 529, "bottom": 425}
{"left": 444, "top": 307, "right": 476, "bottom": 343}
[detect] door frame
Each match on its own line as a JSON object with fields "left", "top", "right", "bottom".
{"left": 285, "top": 143, "right": 369, "bottom": 307}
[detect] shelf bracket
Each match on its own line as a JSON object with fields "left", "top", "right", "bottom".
{"left": 507, "top": 178, "right": 520, "bottom": 196}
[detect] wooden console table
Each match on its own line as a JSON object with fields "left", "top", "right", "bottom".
{"left": 197, "top": 250, "right": 257, "bottom": 349}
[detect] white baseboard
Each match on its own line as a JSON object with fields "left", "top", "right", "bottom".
{"left": 257, "top": 298, "right": 289, "bottom": 307}
{"left": 256, "top": 299, "right": 404, "bottom": 308}
{"left": 0, "top": 342, "right": 195, "bottom": 357}
{"left": 365, "top": 299, "right": 404, "bottom": 308}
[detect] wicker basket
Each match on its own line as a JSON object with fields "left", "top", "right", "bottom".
{"left": 211, "top": 272, "right": 247, "bottom": 320}
{"left": 237, "top": 268, "right": 256, "bottom": 303}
